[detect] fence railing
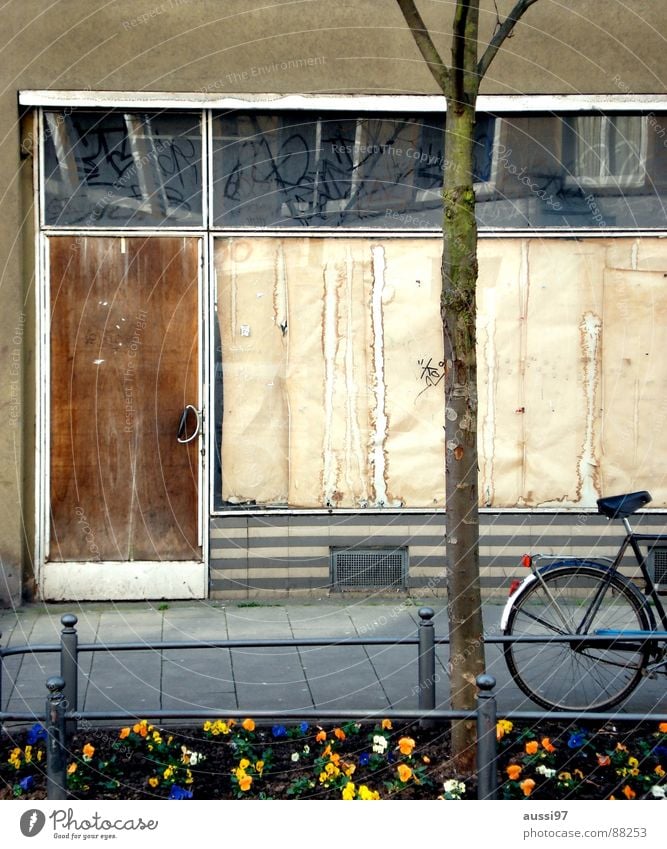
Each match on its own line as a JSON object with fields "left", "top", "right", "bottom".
{"left": 2, "top": 608, "right": 666, "bottom": 801}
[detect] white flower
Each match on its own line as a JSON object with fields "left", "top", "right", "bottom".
{"left": 291, "top": 752, "right": 300, "bottom": 762}
{"left": 303, "top": 745, "right": 310, "bottom": 755}
{"left": 372, "top": 735, "right": 388, "bottom": 754}
{"left": 536, "top": 765, "right": 556, "bottom": 779}
{"left": 650, "top": 785, "right": 666, "bottom": 799}
{"left": 443, "top": 779, "right": 466, "bottom": 797}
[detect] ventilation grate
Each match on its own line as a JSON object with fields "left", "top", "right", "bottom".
{"left": 331, "top": 547, "right": 408, "bottom": 590}
{"left": 648, "top": 547, "right": 667, "bottom": 594}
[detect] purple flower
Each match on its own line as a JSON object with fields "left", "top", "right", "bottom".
{"left": 567, "top": 732, "right": 586, "bottom": 749}
{"left": 272, "top": 724, "right": 288, "bottom": 738}
{"left": 27, "top": 724, "right": 47, "bottom": 745}
{"left": 168, "top": 785, "right": 193, "bottom": 800}
{"left": 299, "top": 721, "right": 309, "bottom": 734}
{"left": 19, "top": 776, "right": 35, "bottom": 792}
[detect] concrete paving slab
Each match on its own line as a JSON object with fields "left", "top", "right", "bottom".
{"left": 83, "top": 652, "right": 161, "bottom": 713}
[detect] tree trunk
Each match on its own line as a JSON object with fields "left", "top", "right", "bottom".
{"left": 442, "top": 3, "right": 485, "bottom": 774}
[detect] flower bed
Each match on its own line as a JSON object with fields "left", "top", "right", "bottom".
{"left": 1, "top": 719, "right": 666, "bottom": 800}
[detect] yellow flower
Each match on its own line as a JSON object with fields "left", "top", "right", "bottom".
{"left": 37, "top": 750, "right": 43, "bottom": 762}
{"left": 659, "top": 722, "right": 667, "bottom": 734}
{"left": 622, "top": 784, "right": 636, "bottom": 799}
{"left": 422, "top": 755, "right": 431, "bottom": 764}
{"left": 506, "top": 764, "right": 522, "bottom": 781}
{"left": 148, "top": 777, "right": 159, "bottom": 788}
{"left": 496, "top": 719, "right": 513, "bottom": 741}
{"left": 381, "top": 719, "right": 392, "bottom": 730}
{"left": 67, "top": 763, "right": 77, "bottom": 775}
{"left": 342, "top": 781, "right": 356, "bottom": 800}
{"left": 203, "top": 721, "right": 212, "bottom": 732}
{"left": 520, "top": 778, "right": 536, "bottom": 797}
{"left": 242, "top": 718, "right": 255, "bottom": 732}
{"left": 344, "top": 764, "right": 356, "bottom": 777}
{"left": 318, "top": 771, "right": 328, "bottom": 784}
{"left": 397, "top": 764, "right": 412, "bottom": 783}
{"left": 185, "top": 769, "right": 193, "bottom": 785}
{"left": 558, "top": 772, "right": 572, "bottom": 782}
{"left": 119, "top": 727, "right": 131, "bottom": 739}
{"left": 574, "top": 769, "right": 584, "bottom": 780}
{"left": 334, "top": 727, "right": 346, "bottom": 741}
{"left": 616, "top": 743, "right": 628, "bottom": 752}
{"left": 655, "top": 765, "right": 665, "bottom": 778}
{"left": 163, "top": 766, "right": 174, "bottom": 780}
{"left": 239, "top": 758, "right": 250, "bottom": 770}
{"left": 525, "top": 740, "right": 539, "bottom": 755}
{"left": 24, "top": 746, "right": 33, "bottom": 763}
{"left": 627, "top": 757, "right": 639, "bottom": 769}
{"left": 358, "top": 784, "right": 380, "bottom": 800}
{"left": 238, "top": 774, "right": 252, "bottom": 792}
{"left": 255, "top": 760, "right": 264, "bottom": 777}
{"left": 398, "top": 737, "right": 416, "bottom": 756}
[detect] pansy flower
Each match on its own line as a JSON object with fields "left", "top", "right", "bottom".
{"left": 272, "top": 724, "right": 287, "bottom": 738}
{"left": 168, "top": 785, "right": 193, "bottom": 800}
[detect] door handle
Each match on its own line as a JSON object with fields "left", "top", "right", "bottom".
{"left": 177, "top": 404, "right": 201, "bottom": 444}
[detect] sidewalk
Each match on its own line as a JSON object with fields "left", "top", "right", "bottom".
{"left": 1, "top": 599, "right": 664, "bottom": 721}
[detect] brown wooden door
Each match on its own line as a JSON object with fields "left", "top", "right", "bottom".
{"left": 49, "top": 236, "right": 201, "bottom": 561}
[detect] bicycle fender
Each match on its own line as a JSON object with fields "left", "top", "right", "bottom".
{"left": 500, "top": 560, "right": 656, "bottom": 632}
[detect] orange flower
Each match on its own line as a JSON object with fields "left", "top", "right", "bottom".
{"left": 322, "top": 745, "right": 332, "bottom": 758}
{"left": 659, "top": 722, "right": 667, "bottom": 734}
{"left": 119, "top": 727, "right": 130, "bottom": 740}
{"left": 82, "top": 743, "right": 95, "bottom": 759}
{"left": 520, "top": 778, "right": 536, "bottom": 797}
{"left": 315, "top": 730, "right": 327, "bottom": 743}
{"left": 238, "top": 774, "right": 253, "bottom": 792}
{"left": 525, "top": 741, "right": 539, "bottom": 755}
{"left": 506, "top": 764, "right": 522, "bottom": 781}
{"left": 242, "top": 718, "right": 255, "bottom": 732}
{"left": 397, "top": 764, "right": 412, "bottom": 783}
{"left": 381, "top": 719, "right": 393, "bottom": 730}
{"left": 615, "top": 743, "right": 628, "bottom": 752}
{"left": 541, "top": 737, "right": 556, "bottom": 753}
{"left": 334, "top": 727, "right": 346, "bottom": 741}
{"left": 398, "top": 737, "right": 416, "bottom": 756}
{"left": 597, "top": 754, "right": 611, "bottom": 767}
{"left": 422, "top": 755, "right": 431, "bottom": 764}
{"left": 622, "top": 785, "right": 636, "bottom": 800}
{"left": 655, "top": 765, "right": 665, "bottom": 778}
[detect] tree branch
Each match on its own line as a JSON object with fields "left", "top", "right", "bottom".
{"left": 477, "top": 0, "right": 540, "bottom": 80}
{"left": 396, "top": 0, "right": 450, "bottom": 92}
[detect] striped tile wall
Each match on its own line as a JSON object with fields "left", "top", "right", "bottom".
{"left": 209, "top": 511, "right": 667, "bottom": 599}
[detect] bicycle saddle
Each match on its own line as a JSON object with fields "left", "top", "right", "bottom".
{"left": 596, "top": 490, "right": 652, "bottom": 519}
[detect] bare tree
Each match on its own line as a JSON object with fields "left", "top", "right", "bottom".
{"left": 396, "top": 0, "right": 540, "bottom": 772}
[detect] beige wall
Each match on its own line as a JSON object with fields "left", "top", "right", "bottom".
{"left": 1, "top": 1, "right": 665, "bottom": 602}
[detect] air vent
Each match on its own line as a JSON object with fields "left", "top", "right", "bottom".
{"left": 647, "top": 546, "right": 667, "bottom": 594}
{"left": 331, "top": 547, "right": 408, "bottom": 590}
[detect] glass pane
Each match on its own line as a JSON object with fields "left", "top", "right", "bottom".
{"left": 44, "top": 111, "right": 203, "bottom": 227}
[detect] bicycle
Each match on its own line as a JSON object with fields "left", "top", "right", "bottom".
{"left": 502, "top": 490, "right": 667, "bottom": 711}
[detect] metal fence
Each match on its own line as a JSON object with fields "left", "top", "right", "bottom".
{"left": 2, "top": 608, "right": 666, "bottom": 801}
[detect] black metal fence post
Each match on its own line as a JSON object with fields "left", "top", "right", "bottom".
{"left": 60, "top": 614, "right": 78, "bottom": 737}
{"left": 418, "top": 607, "right": 436, "bottom": 728}
{"left": 46, "top": 676, "right": 68, "bottom": 801}
{"left": 476, "top": 673, "right": 498, "bottom": 800}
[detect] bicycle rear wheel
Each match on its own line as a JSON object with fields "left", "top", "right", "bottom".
{"left": 504, "top": 563, "right": 652, "bottom": 710}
